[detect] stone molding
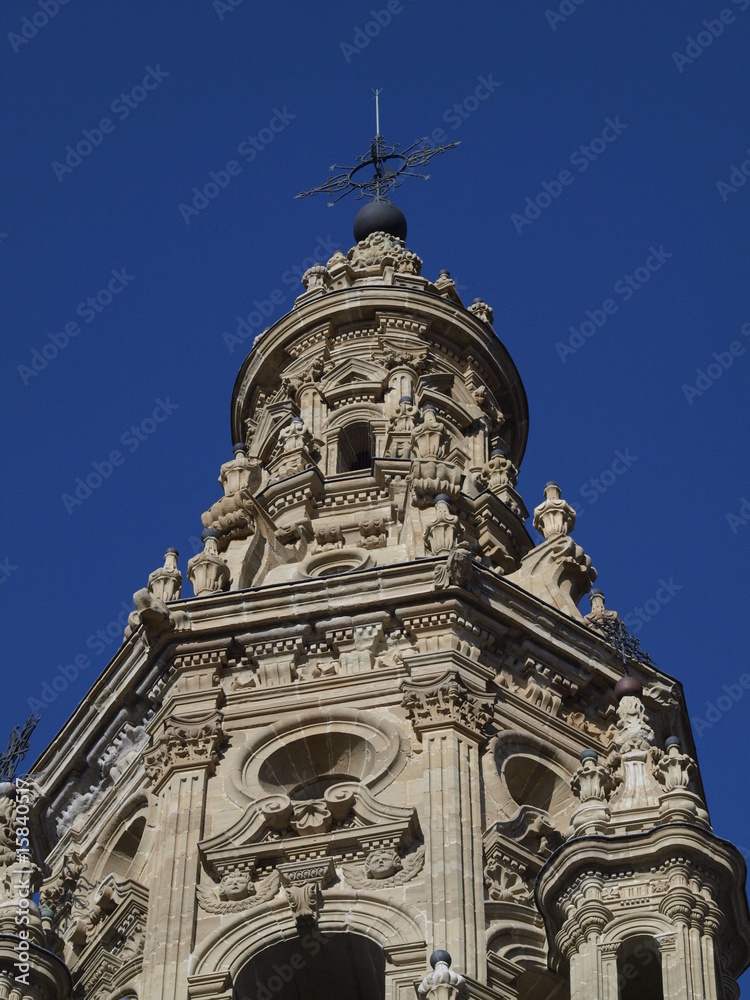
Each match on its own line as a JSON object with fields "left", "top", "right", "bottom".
{"left": 199, "top": 782, "right": 420, "bottom": 876}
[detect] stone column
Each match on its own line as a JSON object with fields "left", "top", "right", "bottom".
{"left": 402, "top": 673, "right": 492, "bottom": 979}
{"left": 140, "top": 711, "right": 224, "bottom": 999}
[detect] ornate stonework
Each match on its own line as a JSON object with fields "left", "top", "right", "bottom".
{"left": 21, "top": 224, "right": 749, "bottom": 1000}
{"left": 143, "top": 713, "right": 224, "bottom": 792}
{"left": 401, "top": 672, "right": 494, "bottom": 742}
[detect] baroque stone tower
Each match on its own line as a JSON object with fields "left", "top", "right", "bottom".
{"left": 13, "top": 207, "right": 750, "bottom": 1000}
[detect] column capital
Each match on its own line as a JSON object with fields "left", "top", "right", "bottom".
{"left": 401, "top": 672, "right": 493, "bottom": 743}
{"left": 144, "top": 711, "right": 224, "bottom": 792}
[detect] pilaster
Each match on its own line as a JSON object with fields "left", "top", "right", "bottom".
{"left": 402, "top": 672, "right": 493, "bottom": 979}
{"left": 140, "top": 708, "right": 224, "bottom": 1000}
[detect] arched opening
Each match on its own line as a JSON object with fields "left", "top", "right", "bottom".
{"left": 257, "top": 731, "right": 377, "bottom": 797}
{"left": 99, "top": 811, "right": 147, "bottom": 879}
{"left": 618, "top": 936, "right": 663, "bottom": 1000}
{"left": 502, "top": 754, "right": 570, "bottom": 818}
{"left": 233, "top": 932, "right": 386, "bottom": 1000}
{"left": 338, "top": 422, "right": 374, "bottom": 472}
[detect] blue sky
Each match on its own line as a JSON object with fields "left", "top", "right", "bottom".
{"left": 2, "top": 0, "right": 750, "bottom": 972}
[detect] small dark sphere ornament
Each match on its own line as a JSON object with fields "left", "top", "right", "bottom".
{"left": 353, "top": 199, "right": 407, "bottom": 242}
{"left": 615, "top": 674, "right": 643, "bottom": 701}
{"left": 430, "top": 950, "right": 452, "bottom": 968}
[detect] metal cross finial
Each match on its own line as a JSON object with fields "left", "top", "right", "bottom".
{"left": 295, "top": 96, "right": 460, "bottom": 208}
{"left": 592, "top": 615, "right": 655, "bottom": 670}
{"left": 0, "top": 712, "right": 41, "bottom": 783}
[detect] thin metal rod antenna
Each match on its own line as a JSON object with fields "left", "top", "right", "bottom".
{"left": 373, "top": 88, "right": 382, "bottom": 137}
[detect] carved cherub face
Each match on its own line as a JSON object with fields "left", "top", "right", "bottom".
{"left": 219, "top": 871, "right": 251, "bottom": 901}
{"left": 364, "top": 849, "right": 402, "bottom": 880}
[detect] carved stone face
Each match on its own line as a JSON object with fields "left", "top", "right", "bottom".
{"left": 364, "top": 849, "right": 402, "bottom": 880}
{"left": 219, "top": 871, "right": 250, "bottom": 901}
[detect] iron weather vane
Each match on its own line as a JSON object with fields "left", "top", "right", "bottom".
{"left": 592, "top": 615, "right": 656, "bottom": 671}
{"left": 296, "top": 89, "right": 460, "bottom": 207}
{"left": 0, "top": 712, "right": 41, "bottom": 783}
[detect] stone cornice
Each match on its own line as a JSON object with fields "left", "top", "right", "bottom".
{"left": 29, "top": 561, "right": 691, "bottom": 863}
{"left": 30, "top": 559, "right": 685, "bottom": 768}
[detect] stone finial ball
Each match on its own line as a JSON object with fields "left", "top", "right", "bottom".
{"left": 665, "top": 736, "right": 682, "bottom": 750}
{"left": 353, "top": 199, "right": 407, "bottom": 242}
{"left": 430, "top": 950, "right": 452, "bottom": 968}
{"left": 201, "top": 528, "right": 219, "bottom": 543}
{"left": 580, "top": 748, "right": 598, "bottom": 763}
{"left": 615, "top": 674, "right": 643, "bottom": 700}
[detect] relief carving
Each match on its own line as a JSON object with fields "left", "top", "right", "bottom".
{"left": 196, "top": 869, "right": 281, "bottom": 914}
{"left": 402, "top": 672, "right": 493, "bottom": 741}
{"left": 433, "top": 541, "right": 474, "bottom": 590}
{"left": 484, "top": 852, "right": 532, "bottom": 903}
{"left": 341, "top": 845, "right": 425, "bottom": 888}
{"left": 143, "top": 714, "right": 224, "bottom": 790}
